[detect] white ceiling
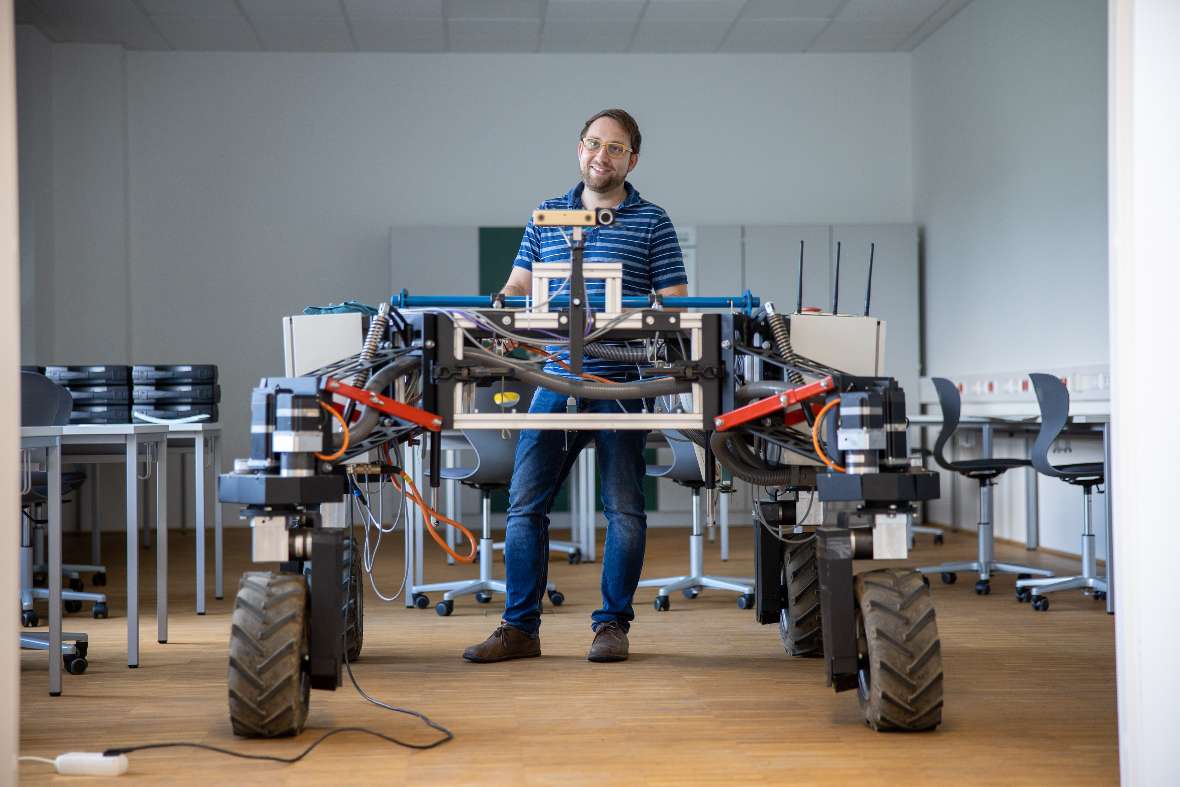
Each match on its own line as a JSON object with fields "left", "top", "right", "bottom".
{"left": 15, "top": 0, "right": 973, "bottom": 54}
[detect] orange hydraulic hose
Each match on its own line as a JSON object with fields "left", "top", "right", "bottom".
{"left": 394, "top": 467, "right": 478, "bottom": 564}
{"left": 314, "top": 401, "right": 350, "bottom": 461}
{"left": 811, "top": 397, "right": 846, "bottom": 474}
{"left": 519, "top": 343, "right": 619, "bottom": 384}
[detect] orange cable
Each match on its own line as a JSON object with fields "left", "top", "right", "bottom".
{"left": 314, "top": 401, "right": 350, "bottom": 462}
{"left": 395, "top": 469, "right": 478, "bottom": 564}
{"left": 811, "top": 397, "right": 846, "bottom": 474}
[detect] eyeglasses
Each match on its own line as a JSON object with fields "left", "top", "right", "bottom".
{"left": 581, "top": 137, "right": 633, "bottom": 157}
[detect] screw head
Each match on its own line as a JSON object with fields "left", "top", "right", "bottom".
{"left": 501, "top": 316, "right": 511, "bottom": 326}
{"left": 572, "top": 298, "right": 581, "bottom": 307}
{"left": 423, "top": 339, "right": 435, "bottom": 349}
{"left": 721, "top": 339, "right": 732, "bottom": 349}
{"left": 645, "top": 316, "right": 655, "bottom": 325}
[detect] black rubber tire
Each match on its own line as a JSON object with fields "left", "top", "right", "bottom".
{"left": 342, "top": 537, "right": 363, "bottom": 663}
{"left": 854, "top": 569, "right": 944, "bottom": 732}
{"left": 227, "top": 572, "right": 310, "bottom": 738}
{"left": 779, "top": 537, "right": 824, "bottom": 658}
{"left": 22, "top": 609, "right": 38, "bottom": 627}
{"left": 91, "top": 603, "right": 108, "bottom": 620}
{"left": 940, "top": 572, "right": 957, "bottom": 585}
{"left": 653, "top": 596, "right": 670, "bottom": 612}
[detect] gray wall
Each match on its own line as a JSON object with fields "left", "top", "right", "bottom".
{"left": 913, "top": 0, "right": 1108, "bottom": 376}
{"left": 912, "top": 0, "right": 1109, "bottom": 558}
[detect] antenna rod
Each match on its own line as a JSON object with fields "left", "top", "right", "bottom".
{"left": 863, "top": 242, "right": 875, "bottom": 316}
{"left": 796, "top": 240, "right": 805, "bottom": 313}
{"left": 832, "top": 241, "right": 841, "bottom": 315}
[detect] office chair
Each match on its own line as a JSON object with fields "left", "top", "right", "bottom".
{"left": 19, "top": 372, "right": 109, "bottom": 624}
{"left": 419, "top": 382, "right": 564, "bottom": 617}
{"left": 640, "top": 430, "right": 754, "bottom": 611}
{"left": 1015, "top": 373, "right": 1108, "bottom": 611}
{"left": 916, "top": 377, "right": 1053, "bottom": 594}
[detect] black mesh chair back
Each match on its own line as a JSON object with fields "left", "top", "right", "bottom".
{"left": 930, "top": 377, "right": 962, "bottom": 472}
{"left": 647, "top": 430, "right": 704, "bottom": 487}
{"left": 444, "top": 381, "right": 535, "bottom": 488}
{"left": 1029, "top": 373, "right": 1104, "bottom": 484}
{"left": 21, "top": 371, "right": 72, "bottom": 426}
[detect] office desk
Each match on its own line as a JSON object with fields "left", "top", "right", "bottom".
{"left": 164, "top": 422, "right": 224, "bottom": 612}
{"left": 21, "top": 424, "right": 169, "bottom": 695}
{"left": 907, "top": 412, "right": 1113, "bottom": 614}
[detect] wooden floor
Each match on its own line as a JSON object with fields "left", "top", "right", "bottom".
{"left": 19, "top": 525, "right": 1118, "bottom": 785}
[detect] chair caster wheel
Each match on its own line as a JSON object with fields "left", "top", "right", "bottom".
{"left": 974, "top": 580, "right": 991, "bottom": 595}
{"left": 63, "top": 655, "right": 88, "bottom": 675}
{"left": 92, "top": 572, "right": 107, "bottom": 587}
{"left": 64, "top": 600, "right": 82, "bottom": 614}
{"left": 682, "top": 587, "right": 700, "bottom": 600}
{"left": 653, "top": 596, "right": 670, "bottom": 612}
{"left": 1016, "top": 588, "right": 1032, "bottom": 603}
{"left": 736, "top": 593, "right": 755, "bottom": 610}
{"left": 933, "top": 533, "right": 944, "bottom": 545}
{"left": 1017, "top": 573, "right": 1031, "bottom": 580}
{"left": 91, "top": 603, "right": 108, "bottom": 619}
{"left": 412, "top": 593, "right": 430, "bottom": 610}
{"left": 547, "top": 590, "right": 565, "bottom": 606}
{"left": 1094, "top": 590, "right": 1107, "bottom": 601}
{"left": 920, "top": 574, "right": 930, "bottom": 587}
{"left": 435, "top": 600, "right": 453, "bottom": 617}
{"left": 568, "top": 549, "right": 583, "bottom": 565}
{"left": 68, "top": 578, "right": 84, "bottom": 592}
{"left": 940, "top": 572, "right": 957, "bottom": 585}
{"left": 21, "top": 610, "right": 39, "bottom": 627}
{"left": 1032, "top": 596, "right": 1050, "bottom": 612}
{"left": 474, "top": 591, "right": 493, "bottom": 604}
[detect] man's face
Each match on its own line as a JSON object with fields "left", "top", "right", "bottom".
{"left": 578, "top": 116, "right": 638, "bottom": 194}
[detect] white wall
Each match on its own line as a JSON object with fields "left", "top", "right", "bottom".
{"left": 18, "top": 44, "right": 914, "bottom": 515}
{"left": 913, "top": 0, "right": 1108, "bottom": 377}
{"left": 912, "top": 0, "right": 1109, "bottom": 558}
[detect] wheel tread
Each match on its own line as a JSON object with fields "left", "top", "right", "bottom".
{"left": 780, "top": 538, "right": 824, "bottom": 658}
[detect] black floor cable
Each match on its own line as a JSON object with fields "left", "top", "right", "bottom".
{"left": 101, "top": 491, "right": 453, "bottom": 766}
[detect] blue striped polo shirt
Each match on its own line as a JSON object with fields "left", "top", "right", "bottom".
{"left": 512, "top": 182, "right": 687, "bottom": 381}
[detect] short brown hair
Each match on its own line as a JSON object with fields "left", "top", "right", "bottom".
{"left": 580, "top": 108, "right": 641, "bottom": 155}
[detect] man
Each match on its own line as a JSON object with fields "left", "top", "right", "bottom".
{"left": 463, "top": 108, "right": 688, "bottom": 664}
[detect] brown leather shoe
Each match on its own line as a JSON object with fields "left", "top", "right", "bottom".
{"left": 587, "top": 621, "right": 629, "bottom": 662}
{"left": 463, "top": 624, "right": 541, "bottom": 663}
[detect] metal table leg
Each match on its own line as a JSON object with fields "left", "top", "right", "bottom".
{"left": 1104, "top": 422, "right": 1114, "bottom": 614}
{"left": 213, "top": 434, "right": 223, "bottom": 600}
{"left": 155, "top": 436, "right": 168, "bottom": 644}
{"left": 719, "top": 487, "right": 730, "bottom": 562}
{"left": 445, "top": 449, "right": 456, "bottom": 566}
{"left": 1025, "top": 434, "right": 1039, "bottom": 550}
{"left": 125, "top": 436, "right": 139, "bottom": 668}
{"left": 195, "top": 435, "right": 206, "bottom": 614}
{"left": 90, "top": 463, "right": 101, "bottom": 566}
{"left": 48, "top": 441, "right": 63, "bottom": 696}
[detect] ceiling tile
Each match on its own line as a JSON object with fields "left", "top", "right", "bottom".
{"left": 138, "top": 0, "right": 242, "bottom": 16}
{"left": 720, "top": 17, "right": 829, "bottom": 52}
{"left": 807, "top": 19, "right": 913, "bottom": 51}
{"left": 14, "top": 0, "right": 43, "bottom": 25}
{"left": 151, "top": 14, "right": 261, "bottom": 50}
{"left": 631, "top": 19, "right": 732, "bottom": 52}
{"left": 740, "top": 0, "right": 844, "bottom": 18}
{"left": 643, "top": 0, "right": 746, "bottom": 23}
{"left": 899, "top": 0, "right": 972, "bottom": 50}
{"left": 253, "top": 16, "right": 355, "bottom": 50}
{"left": 448, "top": 18, "right": 541, "bottom": 51}
{"left": 837, "top": 0, "right": 948, "bottom": 26}
{"left": 350, "top": 17, "right": 446, "bottom": 50}
{"left": 239, "top": 0, "right": 344, "bottom": 18}
{"left": 540, "top": 19, "right": 635, "bottom": 52}
{"left": 546, "top": 0, "right": 645, "bottom": 22}
{"left": 445, "top": 0, "right": 544, "bottom": 20}
{"left": 343, "top": 0, "right": 443, "bottom": 19}
{"left": 36, "top": 0, "right": 172, "bottom": 49}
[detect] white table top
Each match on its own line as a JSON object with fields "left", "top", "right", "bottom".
{"left": 163, "top": 421, "right": 222, "bottom": 434}
{"left": 21, "top": 423, "right": 170, "bottom": 438}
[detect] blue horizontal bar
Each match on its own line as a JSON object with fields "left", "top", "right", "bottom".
{"left": 391, "top": 289, "right": 760, "bottom": 313}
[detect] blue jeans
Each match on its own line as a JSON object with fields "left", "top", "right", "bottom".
{"left": 503, "top": 387, "right": 651, "bottom": 636}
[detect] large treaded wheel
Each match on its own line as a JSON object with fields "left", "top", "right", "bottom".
{"left": 342, "top": 536, "right": 363, "bottom": 662}
{"left": 779, "top": 537, "right": 824, "bottom": 658}
{"left": 228, "top": 572, "right": 310, "bottom": 738}
{"left": 854, "top": 568, "right": 943, "bottom": 732}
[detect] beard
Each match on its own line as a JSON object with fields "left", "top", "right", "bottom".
{"left": 580, "top": 160, "right": 626, "bottom": 193}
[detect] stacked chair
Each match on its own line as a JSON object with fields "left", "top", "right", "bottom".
{"left": 640, "top": 430, "right": 754, "bottom": 611}
{"left": 917, "top": 377, "right": 1053, "bottom": 594}
{"left": 1015, "top": 373, "right": 1109, "bottom": 611}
